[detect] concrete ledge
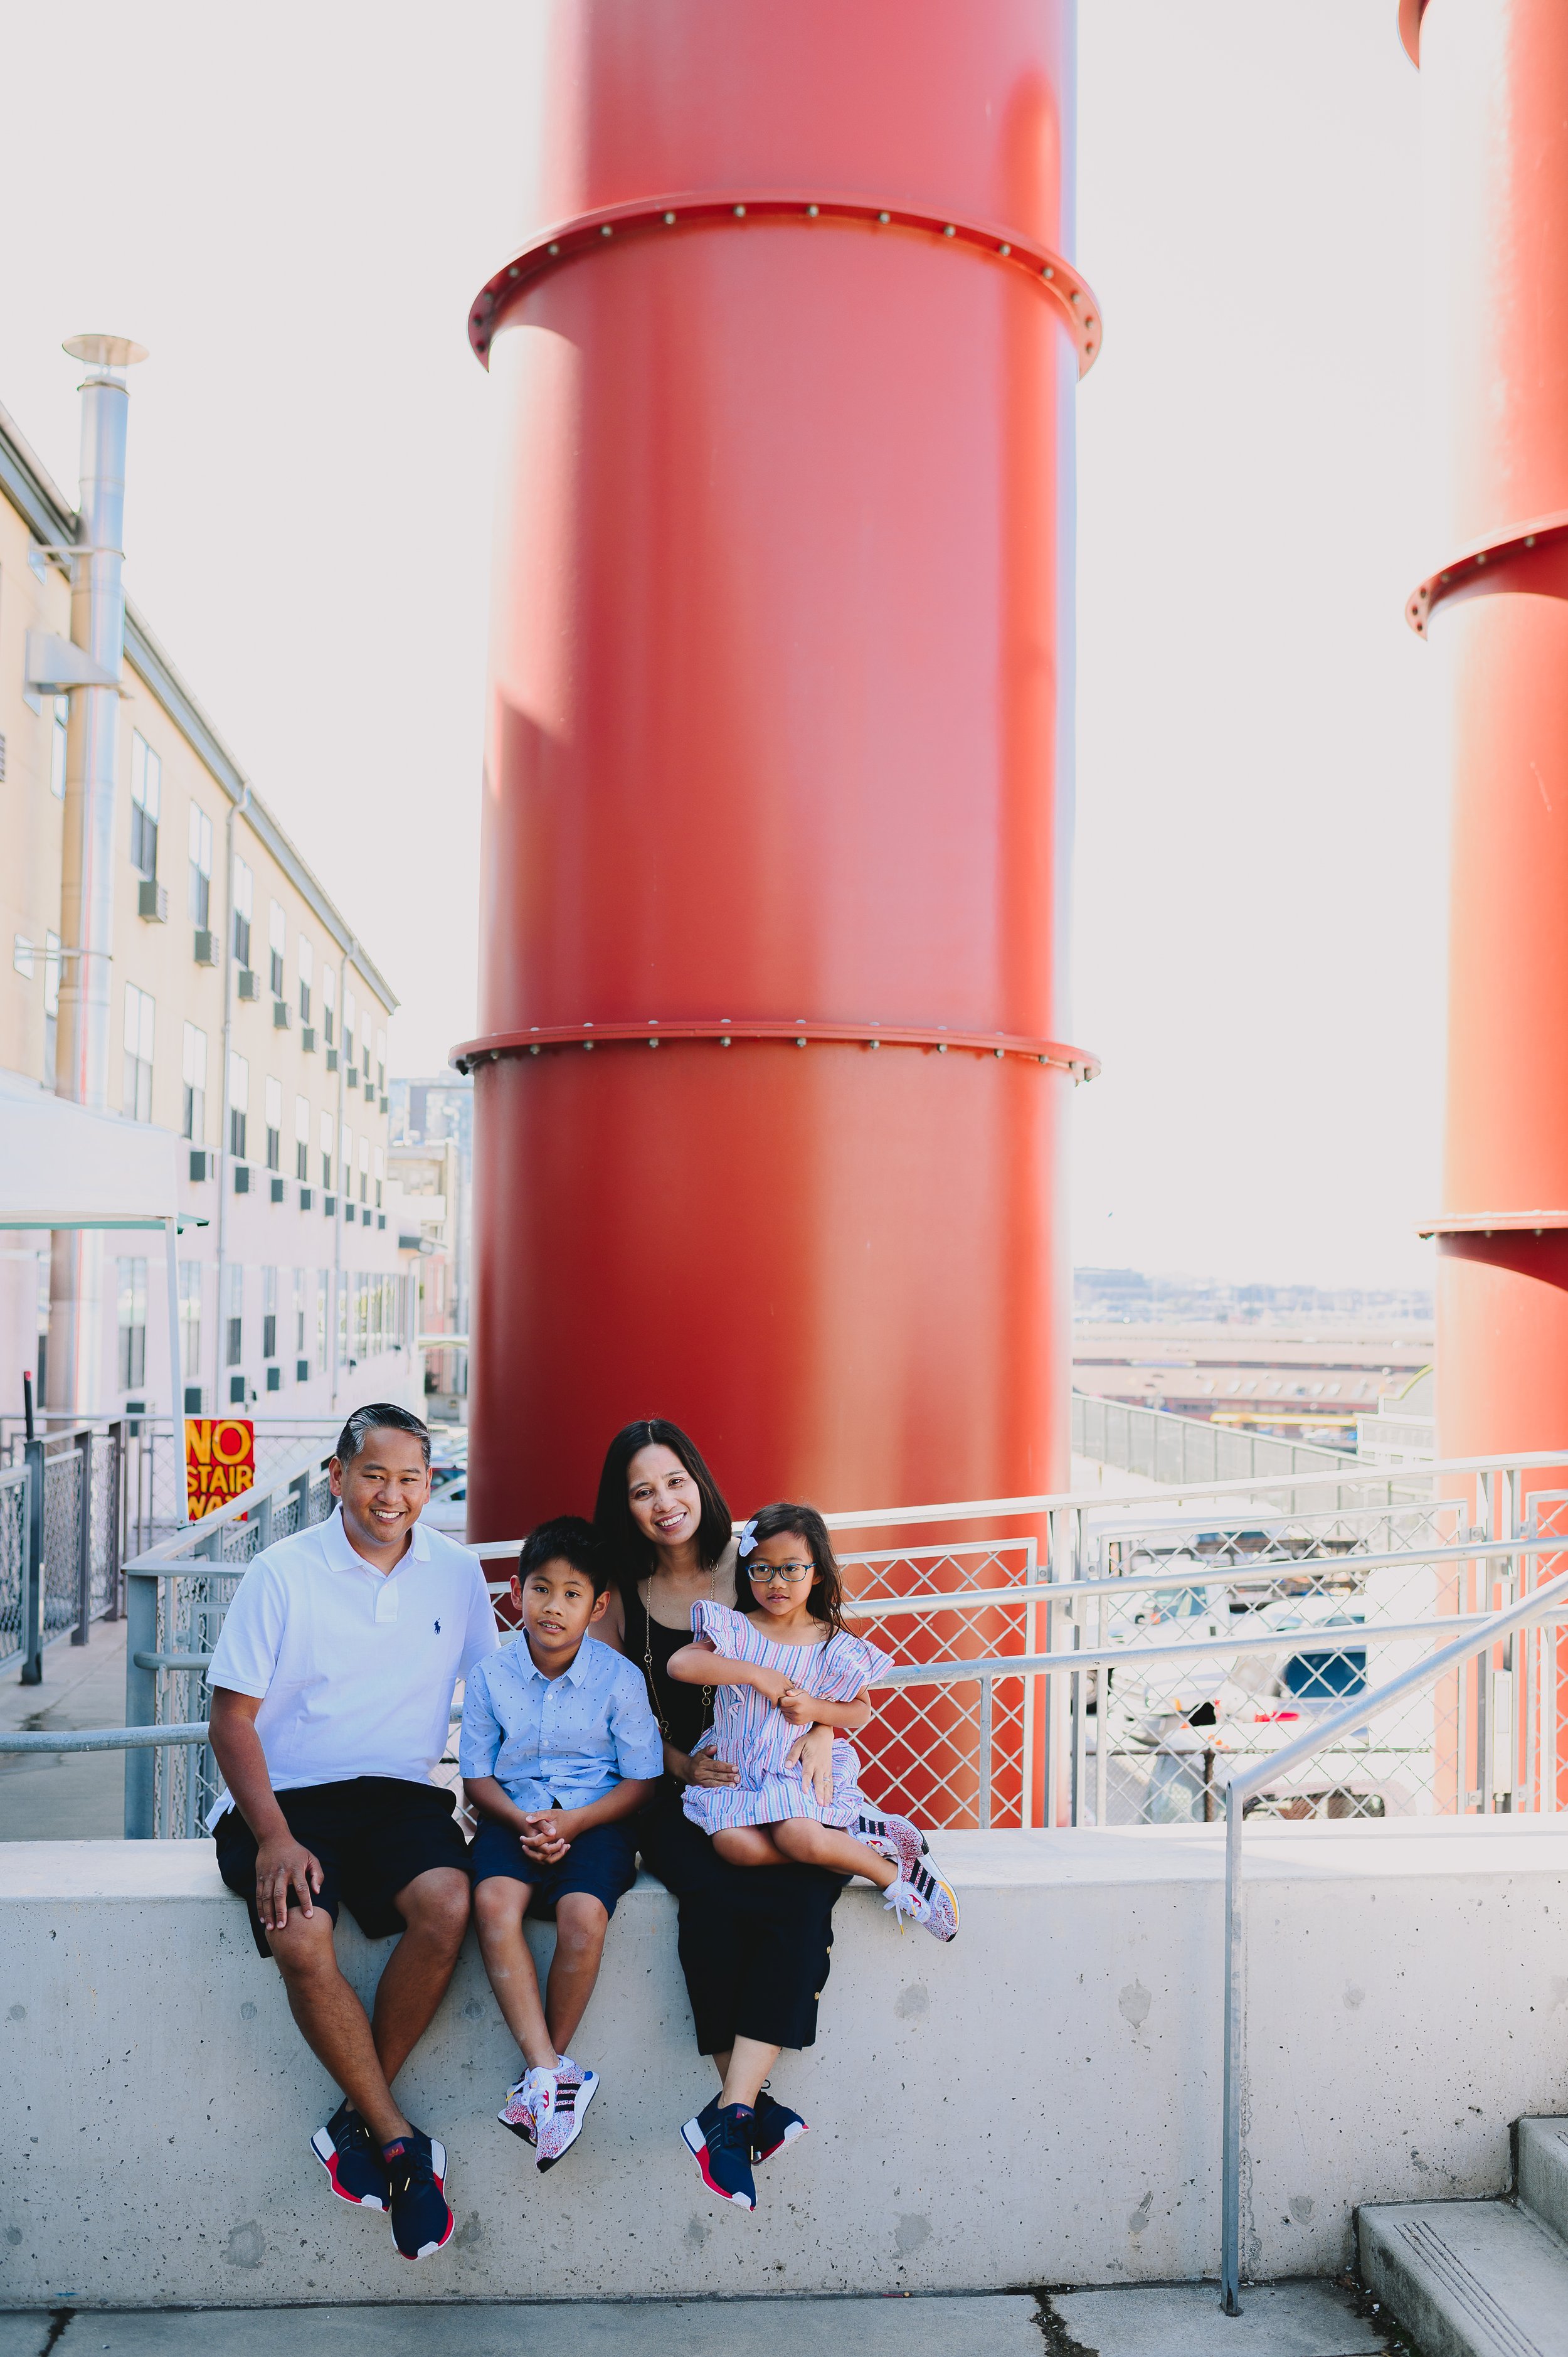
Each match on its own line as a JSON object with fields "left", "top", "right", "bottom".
{"left": 4, "top": 1824, "right": 1568, "bottom": 2306}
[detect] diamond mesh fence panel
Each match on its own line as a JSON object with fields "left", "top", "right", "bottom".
{"left": 0, "top": 1467, "right": 27, "bottom": 1666}
{"left": 1074, "top": 1494, "right": 1498, "bottom": 1823}
{"left": 842, "top": 1540, "right": 1039, "bottom": 1829}
{"left": 147, "top": 1462, "right": 339, "bottom": 1837}
{"left": 40, "top": 1446, "right": 82, "bottom": 1639}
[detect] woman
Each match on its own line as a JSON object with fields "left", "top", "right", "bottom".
{"left": 594, "top": 1418, "right": 846, "bottom": 2197}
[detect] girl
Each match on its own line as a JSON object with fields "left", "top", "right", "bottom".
{"left": 669, "top": 1501, "right": 960, "bottom": 1927}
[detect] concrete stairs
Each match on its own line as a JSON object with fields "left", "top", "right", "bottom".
{"left": 1360, "top": 2119, "right": 1568, "bottom": 2357}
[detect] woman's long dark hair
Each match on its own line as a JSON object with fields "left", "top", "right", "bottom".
{"left": 593, "top": 1418, "right": 738, "bottom": 1602}
{"left": 739, "top": 1501, "right": 846, "bottom": 1635}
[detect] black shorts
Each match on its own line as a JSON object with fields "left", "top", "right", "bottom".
{"left": 215, "top": 1775, "right": 470, "bottom": 1959}
{"left": 470, "top": 1816, "right": 639, "bottom": 1919}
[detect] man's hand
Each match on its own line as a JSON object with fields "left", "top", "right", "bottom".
{"left": 517, "top": 1811, "right": 571, "bottom": 1863}
{"left": 254, "top": 1831, "right": 324, "bottom": 1934}
{"left": 684, "top": 1750, "right": 741, "bottom": 1788}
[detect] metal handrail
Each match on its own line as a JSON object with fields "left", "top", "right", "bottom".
{"left": 1217, "top": 1560, "right": 1568, "bottom": 2316}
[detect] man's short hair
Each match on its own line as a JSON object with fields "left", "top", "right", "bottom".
{"left": 518, "top": 1516, "right": 611, "bottom": 1596}
{"left": 334, "top": 1402, "right": 432, "bottom": 1469}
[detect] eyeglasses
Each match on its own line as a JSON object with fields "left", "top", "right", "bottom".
{"left": 747, "top": 1560, "right": 815, "bottom": 1585}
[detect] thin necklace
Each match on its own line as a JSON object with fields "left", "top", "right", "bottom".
{"left": 640, "top": 1557, "right": 716, "bottom": 1738}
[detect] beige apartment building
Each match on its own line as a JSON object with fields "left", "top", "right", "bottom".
{"left": 0, "top": 386, "right": 416, "bottom": 1425}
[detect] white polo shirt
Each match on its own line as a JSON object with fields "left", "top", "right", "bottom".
{"left": 206, "top": 1503, "right": 499, "bottom": 1814}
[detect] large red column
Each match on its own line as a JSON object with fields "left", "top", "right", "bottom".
{"left": 458, "top": 0, "right": 1098, "bottom": 1536}
{"left": 1402, "top": 0, "right": 1568, "bottom": 1463}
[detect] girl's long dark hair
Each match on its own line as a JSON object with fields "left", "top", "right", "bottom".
{"left": 740, "top": 1501, "right": 846, "bottom": 1634}
{"left": 593, "top": 1418, "right": 738, "bottom": 1603}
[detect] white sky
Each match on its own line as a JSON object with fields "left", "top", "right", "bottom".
{"left": 0, "top": 3, "right": 1439, "bottom": 1294}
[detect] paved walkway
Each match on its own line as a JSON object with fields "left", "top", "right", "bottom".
{"left": 0, "top": 1615, "right": 127, "bottom": 1839}
{"left": 0, "top": 2282, "right": 1388, "bottom": 2355}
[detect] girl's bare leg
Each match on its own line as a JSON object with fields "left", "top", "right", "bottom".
{"left": 711, "top": 1825, "right": 788, "bottom": 1867}
{"left": 771, "top": 1817, "right": 896, "bottom": 1888}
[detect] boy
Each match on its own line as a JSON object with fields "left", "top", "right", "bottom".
{"left": 460, "top": 1515, "right": 661, "bottom": 2169}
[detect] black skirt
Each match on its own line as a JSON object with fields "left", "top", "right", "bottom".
{"left": 639, "top": 1785, "right": 845, "bottom": 2053}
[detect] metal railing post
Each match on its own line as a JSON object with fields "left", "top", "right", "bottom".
{"left": 124, "top": 1570, "right": 159, "bottom": 1839}
{"left": 978, "top": 1674, "right": 993, "bottom": 1829}
{"left": 1221, "top": 1781, "right": 1245, "bottom": 2314}
{"left": 21, "top": 1439, "right": 43, "bottom": 1684}
{"left": 73, "top": 1427, "right": 92, "bottom": 1644}
{"left": 105, "top": 1419, "right": 125, "bottom": 1619}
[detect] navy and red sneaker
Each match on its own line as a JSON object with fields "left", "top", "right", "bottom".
{"left": 680, "top": 2093, "right": 723, "bottom": 2168}
{"left": 310, "top": 2100, "right": 389, "bottom": 2210}
{"left": 684, "top": 2101, "right": 756, "bottom": 2210}
{"left": 751, "top": 2083, "right": 808, "bottom": 2161}
{"left": 381, "top": 2128, "right": 453, "bottom": 2260}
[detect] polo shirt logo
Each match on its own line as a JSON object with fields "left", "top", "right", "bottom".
{"left": 433, "top": 1619, "right": 442, "bottom": 1634}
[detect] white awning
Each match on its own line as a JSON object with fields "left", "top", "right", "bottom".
{"left": 0, "top": 1068, "right": 188, "bottom": 1230}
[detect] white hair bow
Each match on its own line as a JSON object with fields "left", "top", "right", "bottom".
{"left": 736, "top": 1518, "right": 760, "bottom": 1558}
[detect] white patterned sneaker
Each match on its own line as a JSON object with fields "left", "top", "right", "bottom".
{"left": 497, "top": 2064, "right": 555, "bottom": 2147}
{"left": 854, "top": 1808, "right": 929, "bottom": 1881}
{"left": 883, "top": 1860, "right": 960, "bottom": 1942}
{"left": 536, "top": 2057, "right": 599, "bottom": 2172}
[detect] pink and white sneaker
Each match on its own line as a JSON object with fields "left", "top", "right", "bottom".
{"left": 497, "top": 2066, "right": 549, "bottom": 2146}
{"left": 536, "top": 2056, "right": 599, "bottom": 2173}
{"left": 883, "top": 1859, "right": 960, "bottom": 1942}
{"left": 854, "top": 1808, "right": 930, "bottom": 1882}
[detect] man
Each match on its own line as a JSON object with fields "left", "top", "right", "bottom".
{"left": 207, "top": 1403, "right": 497, "bottom": 2260}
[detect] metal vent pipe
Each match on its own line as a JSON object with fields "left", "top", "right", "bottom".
{"left": 459, "top": 1, "right": 1097, "bottom": 1564}
{"left": 48, "top": 332, "right": 147, "bottom": 1415}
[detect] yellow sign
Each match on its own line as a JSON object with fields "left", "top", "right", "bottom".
{"left": 186, "top": 1418, "right": 256, "bottom": 1521}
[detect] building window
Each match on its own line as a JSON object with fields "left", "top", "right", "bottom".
{"left": 116, "top": 1258, "right": 147, "bottom": 1389}
{"left": 50, "top": 698, "right": 68, "bottom": 800}
{"left": 314, "top": 1270, "right": 328, "bottom": 1372}
{"left": 292, "top": 1268, "right": 306, "bottom": 1359}
{"left": 232, "top": 855, "right": 253, "bottom": 969}
{"left": 294, "top": 1095, "right": 310, "bottom": 1181}
{"left": 229, "top": 1051, "right": 248, "bottom": 1161}
{"left": 129, "top": 732, "right": 161, "bottom": 879}
{"left": 374, "top": 1143, "right": 384, "bottom": 1208}
{"left": 225, "top": 1264, "right": 243, "bottom": 1368}
{"left": 262, "top": 1265, "right": 278, "bottom": 1361}
{"left": 122, "top": 984, "right": 154, "bottom": 1122}
{"left": 298, "top": 935, "right": 312, "bottom": 1025}
{"left": 188, "top": 804, "right": 213, "bottom": 927}
{"left": 359, "top": 1137, "right": 370, "bottom": 1205}
{"left": 319, "top": 1108, "right": 333, "bottom": 1191}
{"left": 376, "top": 1026, "right": 387, "bottom": 1093}
{"left": 43, "top": 932, "right": 59, "bottom": 1088}
{"left": 179, "top": 1263, "right": 203, "bottom": 1378}
{"left": 322, "top": 960, "right": 335, "bottom": 1047}
{"left": 268, "top": 900, "right": 285, "bottom": 998}
{"left": 344, "top": 986, "right": 356, "bottom": 1060}
{"left": 182, "top": 1021, "right": 207, "bottom": 1143}
{"left": 265, "top": 1075, "right": 282, "bottom": 1173}
{"left": 341, "top": 1123, "right": 352, "bottom": 1200}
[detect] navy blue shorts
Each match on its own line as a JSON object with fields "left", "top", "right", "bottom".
{"left": 470, "top": 1815, "right": 639, "bottom": 1918}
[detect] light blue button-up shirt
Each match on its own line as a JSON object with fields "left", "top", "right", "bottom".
{"left": 458, "top": 1632, "right": 662, "bottom": 1811}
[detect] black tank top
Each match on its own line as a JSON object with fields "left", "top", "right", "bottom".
{"left": 622, "top": 1581, "right": 713, "bottom": 1759}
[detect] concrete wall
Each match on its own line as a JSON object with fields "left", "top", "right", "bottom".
{"left": 4, "top": 1822, "right": 1568, "bottom": 2309}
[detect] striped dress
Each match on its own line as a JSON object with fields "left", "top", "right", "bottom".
{"left": 681, "top": 1600, "right": 891, "bottom": 1836}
